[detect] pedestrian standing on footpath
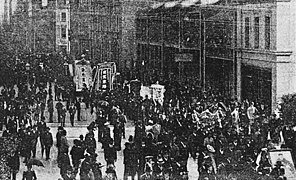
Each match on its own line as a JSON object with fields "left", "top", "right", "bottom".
{"left": 43, "top": 127, "right": 53, "bottom": 160}
{"left": 47, "top": 96, "right": 54, "bottom": 123}
{"left": 61, "top": 106, "right": 67, "bottom": 127}
{"left": 56, "top": 126, "right": 64, "bottom": 163}
{"left": 8, "top": 150, "right": 20, "bottom": 180}
{"left": 40, "top": 90, "right": 47, "bottom": 119}
{"left": 37, "top": 117, "right": 47, "bottom": 158}
{"left": 30, "top": 125, "right": 39, "bottom": 159}
{"left": 56, "top": 99, "right": 64, "bottom": 123}
{"left": 60, "top": 129, "right": 69, "bottom": 154}
{"left": 68, "top": 102, "right": 76, "bottom": 127}
{"left": 75, "top": 98, "right": 81, "bottom": 121}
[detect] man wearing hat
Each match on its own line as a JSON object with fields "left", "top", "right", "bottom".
{"left": 43, "top": 127, "right": 53, "bottom": 160}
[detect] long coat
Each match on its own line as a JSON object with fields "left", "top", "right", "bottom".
{"left": 60, "top": 135, "right": 69, "bottom": 153}
{"left": 104, "top": 145, "right": 117, "bottom": 165}
{"left": 7, "top": 152, "right": 20, "bottom": 171}
{"left": 59, "top": 152, "right": 71, "bottom": 176}
{"left": 43, "top": 131, "right": 53, "bottom": 147}
{"left": 123, "top": 144, "right": 138, "bottom": 176}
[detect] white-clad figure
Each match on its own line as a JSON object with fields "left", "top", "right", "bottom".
{"left": 80, "top": 101, "right": 87, "bottom": 121}
{"left": 247, "top": 102, "right": 258, "bottom": 134}
{"left": 231, "top": 107, "right": 240, "bottom": 134}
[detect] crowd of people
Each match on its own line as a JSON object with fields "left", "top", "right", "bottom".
{"left": 0, "top": 70, "right": 296, "bottom": 180}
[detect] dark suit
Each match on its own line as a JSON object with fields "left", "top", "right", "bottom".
{"left": 43, "top": 131, "right": 53, "bottom": 160}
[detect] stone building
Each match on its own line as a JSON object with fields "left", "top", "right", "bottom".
{"left": 136, "top": 0, "right": 296, "bottom": 110}
{"left": 70, "top": 0, "right": 152, "bottom": 72}
{"left": 8, "top": 0, "right": 152, "bottom": 73}
{"left": 9, "top": 0, "right": 62, "bottom": 54}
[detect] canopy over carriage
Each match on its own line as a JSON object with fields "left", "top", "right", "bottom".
{"left": 92, "top": 62, "right": 117, "bottom": 91}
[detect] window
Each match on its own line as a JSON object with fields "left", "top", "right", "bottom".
{"left": 61, "top": 12, "right": 66, "bottom": 22}
{"left": 245, "top": 17, "right": 250, "bottom": 48}
{"left": 254, "top": 17, "right": 260, "bottom": 49}
{"left": 61, "top": 25, "right": 67, "bottom": 39}
{"left": 265, "top": 16, "right": 271, "bottom": 50}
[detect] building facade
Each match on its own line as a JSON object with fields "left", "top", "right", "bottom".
{"left": 8, "top": 0, "right": 152, "bottom": 73}
{"left": 70, "top": 0, "right": 152, "bottom": 73}
{"left": 9, "top": 0, "right": 61, "bottom": 54}
{"left": 136, "top": 4, "right": 236, "bottom": 94}
{"left": 136, "top": 0, "right": 296, "bottom": 110}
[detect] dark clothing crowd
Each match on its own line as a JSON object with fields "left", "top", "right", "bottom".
{"left": 1, "top": 76, "right": 296, "bottom": 180}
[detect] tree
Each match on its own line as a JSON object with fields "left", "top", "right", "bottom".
{"left": 281, "top": 93, "right": 296, "bottom": 126}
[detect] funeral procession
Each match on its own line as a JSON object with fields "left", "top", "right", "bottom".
{"left": 2, "top": 0, "right": 296, "bottom": 180}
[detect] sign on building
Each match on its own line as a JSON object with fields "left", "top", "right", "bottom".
{"left": 175, "top": 53, "right": 193, "bottom": 62}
